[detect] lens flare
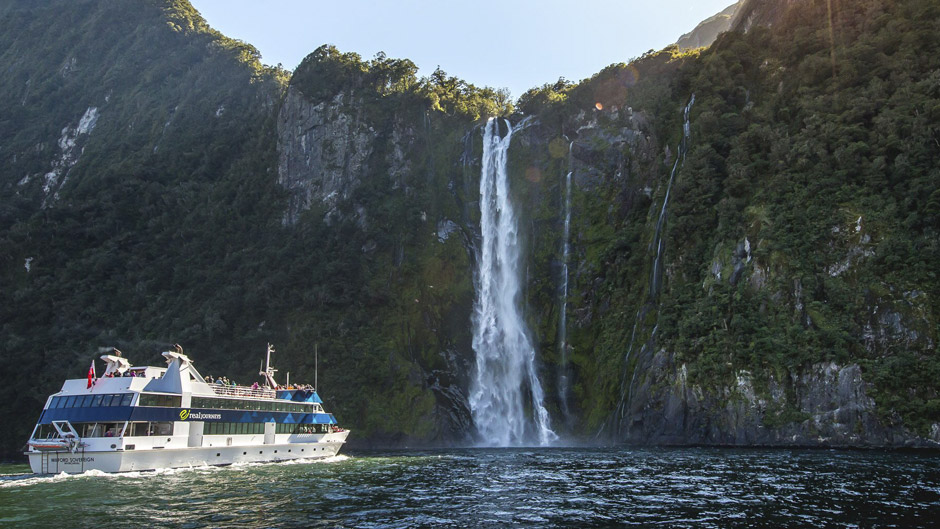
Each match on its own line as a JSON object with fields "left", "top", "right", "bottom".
{"left": 525, "top": 166, "right": 542, "bottom": 183}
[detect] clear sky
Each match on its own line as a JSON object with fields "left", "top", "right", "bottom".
{"left": 189, "top": 0, "right": 736, "bottom": 99}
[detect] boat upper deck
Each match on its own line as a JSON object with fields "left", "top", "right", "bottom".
{"left": 55, "top": 376, "right": 281, "bottom": 400}
{"left": 51, "top": 347, "right": 319, "bottom": 404}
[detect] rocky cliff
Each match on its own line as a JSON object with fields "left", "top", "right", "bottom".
{"left": 677, "top": 2, "right": 743, "bottom": 50}
{"left": 505, "top": 0, "right": 939, "bottom": 447}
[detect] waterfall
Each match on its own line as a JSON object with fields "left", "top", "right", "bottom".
{"left": 614, "top": 94, "right": 695, "bottom": 434}
{"left": 650, "top": 94, "right": 695, "bottom": 300}
{"left": 557, "top": 141, "right": 574, "bottom": 426}
{"left": 650, "top": 155, "right": 680, "bottom": 300}
{"left": 469, "top": 118, "right": 557, "bottom": 447}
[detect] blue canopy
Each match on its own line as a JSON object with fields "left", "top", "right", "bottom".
{"left": 276, "top": 389, "right": 323, "bottom": 404}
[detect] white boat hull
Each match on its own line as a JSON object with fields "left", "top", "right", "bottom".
{"left": 28, "top": 431, "right": 349, "bottom": 474}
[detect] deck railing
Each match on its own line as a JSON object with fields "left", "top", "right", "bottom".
{"left": 210, "top": 384, "right": 276, "bottom": 399}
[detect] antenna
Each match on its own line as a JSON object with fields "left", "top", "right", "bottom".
{"left": 315, "top": 343, "right": 318, "bottom": 392}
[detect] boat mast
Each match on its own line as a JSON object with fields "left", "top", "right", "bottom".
{"left": 260, "top": 343, "right": 278, "bottom": 388}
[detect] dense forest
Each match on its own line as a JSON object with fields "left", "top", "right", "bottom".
{"left": 0, "top": 0, "right": 937, "bottom": 458}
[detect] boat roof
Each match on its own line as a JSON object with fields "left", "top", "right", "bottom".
{"left": 54, "top": 348, "right": 322, "bottom": 403}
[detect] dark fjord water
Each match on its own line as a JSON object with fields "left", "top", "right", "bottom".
{"left": 2, "top": 447, "right": 938, "bottom": 528}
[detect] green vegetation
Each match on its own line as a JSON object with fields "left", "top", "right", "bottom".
{"left": 519, "top": 0, "right": 938, "bottom": 436}
{"left": 0, "top": 0, "right": 515, "bottom": 457}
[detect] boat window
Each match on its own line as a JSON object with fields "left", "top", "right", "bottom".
{"left": 78, "top": 395, "right": 91, "bottom": 407}
{"left": 126, "top": 422, "right": 145, "bottom": 436}
{"left": 152, "top": 422, "right": 173, "bottom": 436}
{"left": 139, "top": 393, "right": 182, "bottom": 407}
{"left": 91, "top": 395, "right": 104, "bottom": 408}
{"left": 184, "top": 396, "right": 313, "bottom": 413}
{"left": 120, "top": 394, "right": 133, "bottom": 406}
{"left": 100, "top": 394, "right": 115, "bottom": 407}
{"left": 32, "top": 424, "right": 53, "bottom": 439}
{"left": 63, "top": 396, "right": 76, "bottom": 408}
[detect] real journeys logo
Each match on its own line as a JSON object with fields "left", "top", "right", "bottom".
{"left": 178, "top": 409, "right": 222, "bottom": 421}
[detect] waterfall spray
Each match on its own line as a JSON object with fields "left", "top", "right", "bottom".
{"left": 469, "top": 118, "right": 557, "bottom": 447}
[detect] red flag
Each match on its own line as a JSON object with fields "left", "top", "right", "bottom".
{"left": 86, "top": 360, "right": 96, "bottom": 389}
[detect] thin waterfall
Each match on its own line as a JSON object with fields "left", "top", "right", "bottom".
{"left": 557, "top": 141, "right": 574, "bottom": 426}
{"left": 614, "top": 94, "right": 695, "bottom": 434}
{"left": 650, "top": 155, "right": 681, "bottom": 300}
{"left": 469, "top": 118, "right": 557, "bottom": 447}
{"left": 650, "top": 94, "right": 695, "bottom": 300}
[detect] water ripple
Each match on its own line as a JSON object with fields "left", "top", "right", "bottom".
{"left": 1, "top": 448, "right": 939, "bottom": 528}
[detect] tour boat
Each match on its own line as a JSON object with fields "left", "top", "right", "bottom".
{"left": 25, "top": 345, "right": 348, "bottom": 474}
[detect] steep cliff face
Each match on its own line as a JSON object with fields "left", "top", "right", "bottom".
{"left": 513, "top": 0, "right": 940, "bottom": 447}
{"left": 677, "top": 2, "right": 743, "bottom": 50}
{"left": 624, "top": 354, "right": 925, "bottom": 447}
{"left": 277, "top": 88, "right": 375, "bottom": 225}
{"left": 270, "top": 47, "right": 513, "bottom": 446}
